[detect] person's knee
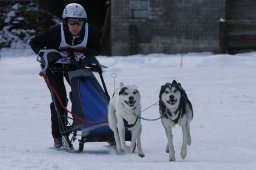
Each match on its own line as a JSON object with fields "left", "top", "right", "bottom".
{"left": 50, "top": 102, "right": 56, "bottom": 113}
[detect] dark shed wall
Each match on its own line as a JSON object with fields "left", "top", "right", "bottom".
{"left": 111, "top": 0, "right": 226, "bottom": 55}
{"left": 111, "top": 0, "right": 130, "bottom": 55}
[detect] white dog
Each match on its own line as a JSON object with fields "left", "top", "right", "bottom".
{"left": 159, "top": 80, "right": 193, "bottom": 161}
{"left": 108, "top": 83, "right": 145, "bottom": 158}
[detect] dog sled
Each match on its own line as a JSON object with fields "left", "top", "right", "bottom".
{"left": 38, "top": 49, "right": 131, "bottom": 152}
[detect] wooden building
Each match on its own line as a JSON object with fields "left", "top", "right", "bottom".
{"left": 219, "top": 0, "right": 256, "bottom": 54}
{"left": 2, "top": 0, "right": 256, "bottom": 55}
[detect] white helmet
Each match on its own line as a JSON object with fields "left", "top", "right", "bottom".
{"left": 62, "top": 3, "right": 87, "bottom": 19}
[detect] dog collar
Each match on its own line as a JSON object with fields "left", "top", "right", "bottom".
{"left": 164, "top": 108, "right": 182, "bottom": 125}
{"left": 123, "top": 116, "right": 139, "bottom": 128}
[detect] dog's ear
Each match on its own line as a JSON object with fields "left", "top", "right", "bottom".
{"left": 173, "top": 80, "right": 184, "bottom": 94}
{"left": 134, "top": 89, "right": 140, "bottom": 94}
{"left": 177, "top": 83, "right": 186, "bottom": 96}
{"left": 160, "top": 83, "right": 171, "bottom": 96}
{"left": 159, "top": 85, "right": 166, "bottom": 98}
{"left": 132, "top": 84, "right": 138, "bottom": 89}
{"left": 172, "top": 80, "right": 177, "bottom": 85}
{"left": 135, "top": 89, "right": 141, "bottom": 99}
{"left": 159, "top": 100, "right": 166, "bottom": 116}
{"left": 159, "top": 85, "right": 167, "bottom": 112}
{"left": 177, "top": 83, "right": 189, "bottom": 114}
{"left": 165, "top": 82, "right": 171, "bottom": 87}
{"left": 119, "top": 87, "right": 128, "bottom": 95}
{"left": 171, "top": 80, "right": 178, "bottom": 89}
{"left": 120, "top": 82, "right": 124, "bottom": 88}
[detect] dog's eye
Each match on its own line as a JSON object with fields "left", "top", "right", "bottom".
{"left": 164, "top": 90, "right": 169, "bottom": 94}
{"left": 173, "top": 89, "right": 177, "bottom": 93}
{"left": 124, "top": 92, "right": 128, "bottom": 95}
{"left": 133, "top": 91, "right": 137, "bottom": 94}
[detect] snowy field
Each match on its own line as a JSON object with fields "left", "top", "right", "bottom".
{"left": 0, "top": 48, "right": 256, "bottom": 170}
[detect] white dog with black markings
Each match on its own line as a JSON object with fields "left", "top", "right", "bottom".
{"left": 108, "top": 83, "right": 145, "bottom": 158}
{"left": 159, "top": 80, "right": 193, "bottom": 161}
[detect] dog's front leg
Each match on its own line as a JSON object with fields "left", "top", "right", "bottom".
{"left": 118, "top": 125, "right": 129, "bottom": 153}
{"left": 113, "top": 128, "right": 122, "bottom": 153}
{"left": 129, "top": 128, "right": 137, "bottom": 153}
{"left": 180, "top": 125, "right": 188, "bottom": 159}
{"left": 186, "top": 123, "right": 191, "bottom": 145}
{"left": 108, "top": 106, "right": 122, "bottom": 153}
{"left": 165, "top": 127, "right": 175, "bottom": 161}
{"left": 134, "top": 125, "right": 145, "bottom": 158}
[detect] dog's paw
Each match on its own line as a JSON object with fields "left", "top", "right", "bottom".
{"left": 180, "top": 148, "right": 187, "bottom": 159}
{"left": 116, "top": 148, "right": 122, "bottom": 153}
{"left": 138, "top": 152, "right": 145, "bottom": 158}
{"left": 122, "top": 145, "right": 130, "bottom": 153}
{"left": 166, "top": 143, "right": 169, "bottom": 153}
{"left": 116, "top": 145, "right": 122, "bottom": 153}
{"left": 169, "top": 155, "right": 175, "bottom": 162}
{"left": 168, "top": 150, "right": 175, "bottom": 161}
{"left": 129, "top": 144, "right": 136, "bottom": 153}
{"left": 187, "top": 136, "right": 191, "bottom": 146}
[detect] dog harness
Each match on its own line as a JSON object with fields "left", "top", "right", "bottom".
{"left": 164, "top": 108, "right": 183, "bottom": 126}
{"left": 123, "top": 116, "right": 139, "bottom": 128}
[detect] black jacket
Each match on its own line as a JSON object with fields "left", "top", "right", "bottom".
{"left": 29, "top": 23, "right": 100, "bottom": 57}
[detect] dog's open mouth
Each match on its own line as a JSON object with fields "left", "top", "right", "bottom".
{"left": 125, "top": 100, "right": 136, "bottom": 107}
{"left": 167, "top": 99, "right": 177, "bottom": 105}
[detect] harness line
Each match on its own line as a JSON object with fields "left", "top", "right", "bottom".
{"left": 139, "top": 101, "right": 165, "bottom": 121}
{"left": 141, "top": 101, "right": 159, "bottom": 112}
{"left": 42, "top": 68, "right": 162, "bottom": 124}
{"left": 40, "top": 72, "right": 108, "bottom": 125}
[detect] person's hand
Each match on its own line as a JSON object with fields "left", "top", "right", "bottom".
{"left": 90, "top": 63, "right": 102, "bottom": 73}
{"left": 81, "top": 56, "right": 102, "bottom": 73}
{"left": 80, "top": 56, "right": 93, "bottom": 67}
{"left": 38, "top": 49, "right": 62, "bottom": 72}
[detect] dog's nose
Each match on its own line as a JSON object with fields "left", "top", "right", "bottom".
{"left": 129, "top": 96, "right": 134, "bottom": 100}
{"left": 169, "top": 95, "right": 174, "bottom": 99}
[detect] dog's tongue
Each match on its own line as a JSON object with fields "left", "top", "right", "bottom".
{"left": 129, "top": 101, "right": 134, "bottom": 106}
{"left": 127, "top": 100, "right": 135, "bottom": 107}
{"left": 168, "top": 99, "right": 176, "bottom": 105}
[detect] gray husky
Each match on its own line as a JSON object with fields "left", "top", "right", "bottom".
{"left": 159, "top": 80, "right": 193, "bottom": 161}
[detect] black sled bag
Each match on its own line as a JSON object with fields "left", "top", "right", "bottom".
{"left": 68, "top": 69, "right": 113, "bottom": 141}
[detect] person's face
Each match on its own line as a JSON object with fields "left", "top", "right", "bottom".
{"left": 67, "top": 18, "right": 84, "bottom": 36}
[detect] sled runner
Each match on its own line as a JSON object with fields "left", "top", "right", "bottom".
{"left": 38, "top": 49, "right": 131, "bottom": 152}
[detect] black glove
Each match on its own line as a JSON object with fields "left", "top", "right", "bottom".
{"left": 83, "top": 48, "right": 98, "bottom": 59}
{"left": 38, "top": 49, "right": 62, "bottom": 71}
{"left": 47, "top": 52, "right": 62, "bottom": 66}
{"left": 81, "top": 56, "right": 102, "bottom": 73}
{"left": 90, "top": 63, "right": 102, "bottom": 73}
{"left": 81, "top": 56, "right": 95, "bottom": 67}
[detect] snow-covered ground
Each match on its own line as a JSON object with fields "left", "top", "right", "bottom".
{"left": 0, "top": 48, "right": 256, "bottom": 170}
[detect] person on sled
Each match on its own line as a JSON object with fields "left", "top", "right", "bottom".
{"left": 29, "top": 3, "right": 101, "bottom": 148}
